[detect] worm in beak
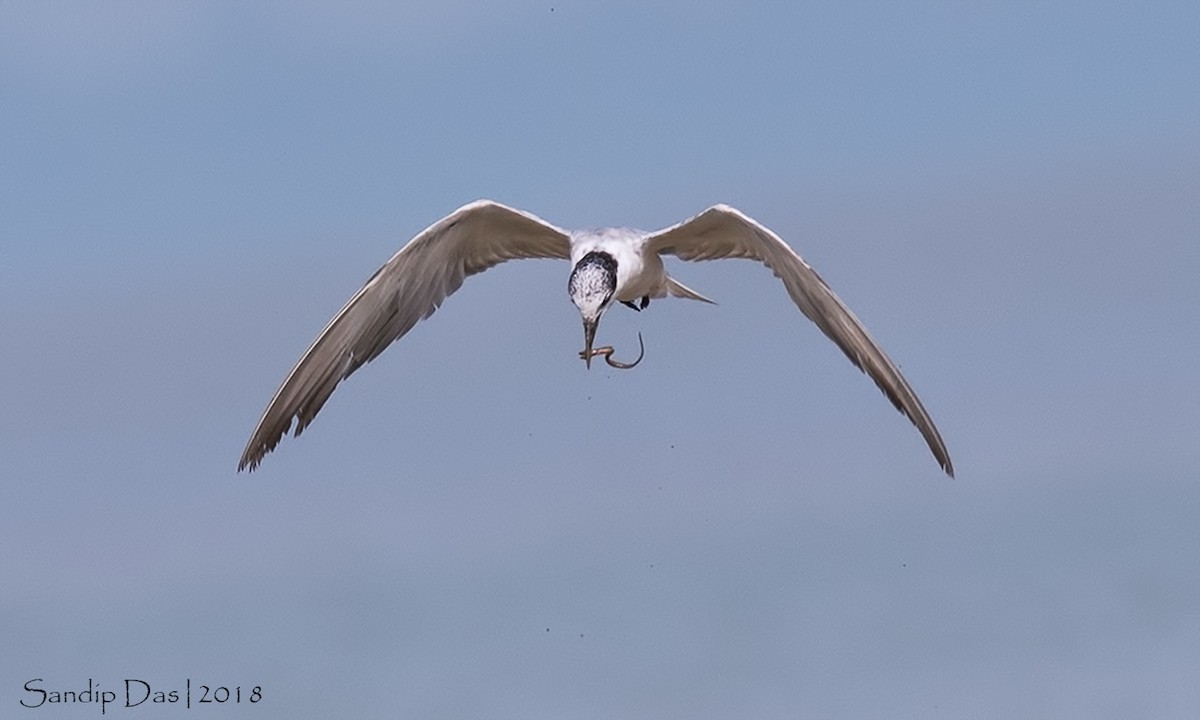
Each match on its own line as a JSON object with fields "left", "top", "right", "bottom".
{"left": 578, "top": 332, "right": 645, "bottom": 370}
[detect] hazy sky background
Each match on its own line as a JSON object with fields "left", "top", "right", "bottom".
{"left": 2, "top": 2, "right": 1197, "bottom": 717}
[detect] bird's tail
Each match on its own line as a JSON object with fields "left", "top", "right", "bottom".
{"left": 666, "top": 277, "right": 716, "bottom": 304}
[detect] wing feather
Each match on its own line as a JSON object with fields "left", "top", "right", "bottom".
{"left": 238, "top": 200, "right": 571, "bottom": 471}
{"left": 646, "top": 205, "right": 954, "bottom": 476}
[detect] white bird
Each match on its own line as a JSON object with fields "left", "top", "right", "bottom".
{"left": 238, "top": 200, "right": 953, "bottom": 476}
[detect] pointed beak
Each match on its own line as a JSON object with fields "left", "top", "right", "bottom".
{"left": 582, "top": 316, "right": 598, "bottom": 369}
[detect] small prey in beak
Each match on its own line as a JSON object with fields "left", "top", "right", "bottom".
{"left": 579, "top": 331, "right": 645, "bottom": 369}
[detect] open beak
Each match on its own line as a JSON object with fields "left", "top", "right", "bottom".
{"left": 581, "top": 316, "right": 598, "bottom": 369}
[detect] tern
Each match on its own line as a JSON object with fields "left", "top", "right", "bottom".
{"left": 238, "top": 200, "right": 953, "bottom": 475}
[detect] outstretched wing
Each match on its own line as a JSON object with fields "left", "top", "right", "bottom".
{"left": 645, "top": 205, "right": 954, "bottom": 477}
{"left": 239, "top": 200, "right": 571, "bottom": 471}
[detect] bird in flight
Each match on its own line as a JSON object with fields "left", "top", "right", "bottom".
{"left": 238, "top": 200, "right": 953, "bottom": 476}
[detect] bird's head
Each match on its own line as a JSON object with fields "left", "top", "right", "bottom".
{"left": 568, "top": 250, "right": 618, "bottom": 368}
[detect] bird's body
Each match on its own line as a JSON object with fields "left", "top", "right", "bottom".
{"left": 573, "top": 229, "right": 655, "bottom": 301}
{"left": 239, "top": 200, "right": 954, "bottom": 476}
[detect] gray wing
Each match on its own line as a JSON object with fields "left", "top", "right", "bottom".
{"left": 645, "top": 205, "right": 954, "bottom": 477}
{"left": 239, "top": 200, "right": 571, "bottom": 471}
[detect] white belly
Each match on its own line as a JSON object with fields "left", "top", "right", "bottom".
{"left": 615, "top": 250, "right": 666, "bottom": 301}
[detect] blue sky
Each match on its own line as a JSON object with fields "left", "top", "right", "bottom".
{"left": 2, "top": 2, "right": 1198, "bottom": 717}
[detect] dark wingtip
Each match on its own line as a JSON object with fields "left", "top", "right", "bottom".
{"left": 236, "top": 452, "right": 259, "bottom": 473}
